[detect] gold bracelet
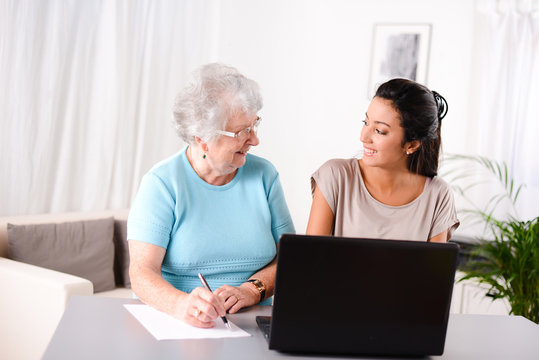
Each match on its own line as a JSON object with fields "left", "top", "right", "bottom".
{"left": 247, "top": 279, "right": 266, "bottom": 302}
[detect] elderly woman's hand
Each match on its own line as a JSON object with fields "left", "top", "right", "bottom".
{"left": 175, "top": 287, "right": 227, "bottom": 328}
{"left": 214, "top": 284, "right": 261, "bottom": 314}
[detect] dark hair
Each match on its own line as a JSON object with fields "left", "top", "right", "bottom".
{"left": 374, "top": 78, "right": 448, "bottom": 177}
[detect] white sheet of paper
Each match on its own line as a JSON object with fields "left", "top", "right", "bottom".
{"left": 124, "top": 304, "right": 251, "bottom": 340}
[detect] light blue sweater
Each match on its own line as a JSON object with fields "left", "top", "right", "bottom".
{"left": 128, "top": 147, "right": 295, "bottom": 305}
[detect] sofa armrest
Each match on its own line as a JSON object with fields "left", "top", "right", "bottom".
{"left": 0, "top": 257, "right": 93, "bottom": 360}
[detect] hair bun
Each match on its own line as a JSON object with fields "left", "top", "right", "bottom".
{"left": 432, "top": 91, "right": 448, "bottom": 121}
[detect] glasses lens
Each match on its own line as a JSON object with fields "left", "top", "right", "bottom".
{"left": 236, "top": 128, "right": 250, "bottom": 141}
{"left": 236, "top": 119, "right": 260, "bottom": 141}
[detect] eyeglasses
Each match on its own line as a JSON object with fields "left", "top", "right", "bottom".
{"left": 216, "top": 117, "right": 261, "bottom": 141}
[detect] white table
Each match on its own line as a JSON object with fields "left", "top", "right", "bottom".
{"left": 43, "top": 296, "right": 539, "bottom": 360}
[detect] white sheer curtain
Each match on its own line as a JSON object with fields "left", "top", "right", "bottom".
{"left": 467, "top": 0, "right": 539, "bottom": 222}
{"left": 0, "top": 0, "right": 220, "bottom": 216}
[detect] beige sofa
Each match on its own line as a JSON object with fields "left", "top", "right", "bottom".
{"left": 0, "top": 209, "right": 133, "bottom": 360}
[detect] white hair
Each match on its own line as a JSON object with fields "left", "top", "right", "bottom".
{"left": 172, "top": 63, "right": 263, "bottom": 144}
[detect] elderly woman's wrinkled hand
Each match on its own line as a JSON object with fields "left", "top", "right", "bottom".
{"left": 176, "top": 287, "right": 227, "bottom": 328}
{"left": 214, "top": 284, "right": 260, "bottom": 314}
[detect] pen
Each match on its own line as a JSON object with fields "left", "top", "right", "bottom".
{"left": 197, "top": 273, "right": 231, "bottom": 329}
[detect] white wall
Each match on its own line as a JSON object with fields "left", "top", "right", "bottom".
{"left": 199, "top": 0, "right": 476, "bottom": 232}
{"left": 5, "top": 0, "right": 523, "bottom": 234}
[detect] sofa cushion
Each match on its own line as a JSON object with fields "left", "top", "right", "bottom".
{"left": 7, "top": 217, "right": 116, "bottom": 292}
{"left": 113, "top": 219, "right": 130, "bottom": 287}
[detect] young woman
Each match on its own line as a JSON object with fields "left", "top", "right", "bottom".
{"left": 307, "top": 78, "right": 459, "bottom": 242}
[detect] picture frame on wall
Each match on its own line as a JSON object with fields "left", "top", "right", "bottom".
{"left": 368, "top": 23, "right": 432, "bottom": 98}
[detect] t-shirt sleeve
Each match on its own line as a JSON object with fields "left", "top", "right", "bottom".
{"left": 429, "top": 179, "right": 460, "bottom": 240}
{"left": 311, "top": 159, "right": 341, "bottom": 214}
{"left": 267, "top": 173, "right": 295, "bottom": 243}
{"left": 127, "top": 172, "right": 175, "bottom": 249}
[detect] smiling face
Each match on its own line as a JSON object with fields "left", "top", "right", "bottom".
{"left": 361, "top": 96, "right": 416, "bottom": 170}
{"left": 205, "top": 111, "right": 260, "bottom": 175}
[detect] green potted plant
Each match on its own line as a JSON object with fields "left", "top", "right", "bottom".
{"left": 441, "top": 154, "right": 539, "bottom": 323}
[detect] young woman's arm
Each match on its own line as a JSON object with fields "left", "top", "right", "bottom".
{"left": 428, "top": 230, "right": 449, "bottom": 243}
{"left": 306, "top": 184, "right": 335, "bottom": 235}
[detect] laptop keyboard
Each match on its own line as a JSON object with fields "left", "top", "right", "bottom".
{"left": 255, "top": 316, "right": 272, "bottom": 342}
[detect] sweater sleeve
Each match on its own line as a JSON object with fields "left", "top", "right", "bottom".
{"left": 267, "top": 172, "right": 295, "bottom": 243}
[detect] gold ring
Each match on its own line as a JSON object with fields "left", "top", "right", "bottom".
{"left": 194, "top": 309, "right": 201, "bottom": 318}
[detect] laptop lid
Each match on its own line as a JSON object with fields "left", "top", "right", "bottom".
{"left": 267, "top": 234, "right": 459, "bottom": 356}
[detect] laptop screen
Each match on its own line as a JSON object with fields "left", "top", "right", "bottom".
{"left": 267, "top": 234, "right": 459, "bottom": 356}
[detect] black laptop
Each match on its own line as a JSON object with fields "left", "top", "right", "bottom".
{"left": 257, "top": 234, "right": 459, "bottom": 357}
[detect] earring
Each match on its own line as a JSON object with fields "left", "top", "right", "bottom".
{"left": 406, "top": 151, "right": 411, "bottom": 155}
{"left": 203, "top": 154, "right": 206, "bottom": 159}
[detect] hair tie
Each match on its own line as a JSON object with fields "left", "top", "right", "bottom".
{"left": 432, "top": 91, "right": 448, "bottom": 121}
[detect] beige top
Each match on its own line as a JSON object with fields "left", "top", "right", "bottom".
{"left": 311, "top": 158, "right": 459, "bottom": 241}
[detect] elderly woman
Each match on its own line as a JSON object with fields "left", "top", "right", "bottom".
{"left": 307, "top": 78, "right": 459, "bottom": 242}
{"left": 128, "top": 63, "right": 295, "bottom": 328}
